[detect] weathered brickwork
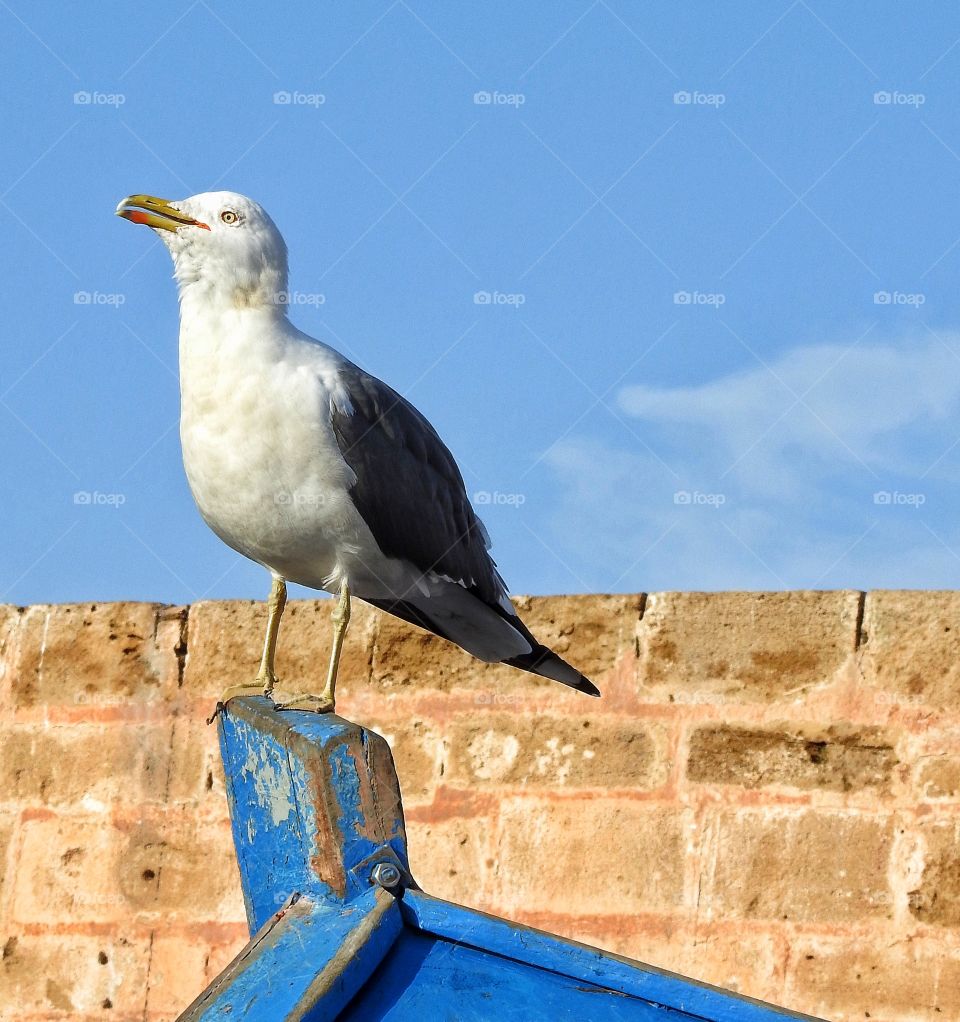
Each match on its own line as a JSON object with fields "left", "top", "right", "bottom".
{"left": 1, "top": 591, "right": 958, "bottom": 1021}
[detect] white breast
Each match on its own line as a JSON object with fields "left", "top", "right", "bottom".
{"left": 177, "top": 306, "right": 375, "bottom": 591}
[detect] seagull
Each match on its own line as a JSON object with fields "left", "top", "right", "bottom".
{"left": 117, "top": 191, "right": 599, "bottom": 712}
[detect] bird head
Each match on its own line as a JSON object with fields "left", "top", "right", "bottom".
{"left": 116, "top": 191, "right": 289, "bottom": 310}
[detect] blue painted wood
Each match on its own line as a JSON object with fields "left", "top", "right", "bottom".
{"left": 400, "top": 892, "right": 821, "bottom": 1021}
{"left": 217, "top": 697, "right": 409, "bottom": 932}
{"left": 179, "top": 889, "right": 402, "bottom": 1021}
{"left": 175, "top": 699, "right": 826, "bottom": 1022}
{"left": 340, "top": 930, "right": 672, "bottom": 1021}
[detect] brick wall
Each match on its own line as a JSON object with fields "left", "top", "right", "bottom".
{"left": 1, "top": 592, "right": 959, "bottom": 1021}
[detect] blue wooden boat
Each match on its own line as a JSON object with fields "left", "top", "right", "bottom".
{"left": 177, "top": 698, "right": 823, "bottom": 1021}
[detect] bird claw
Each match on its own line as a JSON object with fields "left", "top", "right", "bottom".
{"left": 206, "top": 679, "right": 334, "bottom": 724}
{"left": 274, "top": 692, "right": 335, "bottom": 714}
{"left": 206, "top": 682, "right": 275, "bottom": 725}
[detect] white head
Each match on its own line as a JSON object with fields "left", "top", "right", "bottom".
{"left": 116, "top": 191, "right": 289, "bottom": 310}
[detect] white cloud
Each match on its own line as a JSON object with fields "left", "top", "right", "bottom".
{"left": 540, "top": 334, "right": 960, "bottom": 590}
{"left": 620, "top": 334, "right": 960, "bottom": 492}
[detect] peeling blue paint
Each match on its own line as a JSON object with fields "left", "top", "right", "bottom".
{"left": 180, "top": 699, "right": 825, "bottom": 1022}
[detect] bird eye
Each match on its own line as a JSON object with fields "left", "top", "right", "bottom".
{"left": 220, "top": 210, "right": 240, "bottom": 225}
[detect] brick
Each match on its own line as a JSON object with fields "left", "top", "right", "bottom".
{"left": 937, "top": 956, "right": 960, "bottom": 1018}
{"left": 0, "top": 722, "right": 205, "bottom": 808}
{"left": 144, "top": 935, "right": 212, "bottom": 1015}
{"left": 371, "top": 594, "right": 641, "bottom": 696}
{"left": 704, "top": 809, "right": 893, "bottom": 924}
{"left": 166, "top": 717, "right": 224, "bottom": 805}
{"left": 12, "top": 816, "right": 243, "bottom": 925}
{"left": 0, "top": 605, "right": 22, "bottom": 709}
{"left": 640, "top": 591, "right": 860, "bottom": 702}
{"left": 509, "top": 594, "right": 642, "bottom": 681}
{"left": 360, "top": 717, "right": 443, "bottom": 805}
{"left": 203, "top": 936, "right": 249, "bottom": 985}
{"left": 908, "top": 818, "right": 960, "bottom": 927}
{"left": 116, "top": 819, "right": 245, "bottom": 922}
{"left": 0, "top": 933, "right": 150, "bottom": 1016}
{"left": 687, "top": 723, "right": 896, "bottom": 792}
{"left": 13, "top": 818, "right": 128, "bottom": 925}
{"left": 0, "top": 812, "right": 16, "bottom": 905}
{"left": 5, "top": 591, "right": 960, "bottom": 1022}
{"left": 446, "top": 714, "right": 667, "bottom": 789}
{"left": 861, "top": 590, "right": 960, "bottom": 708}
{"left": 661, "top": 927, "right": 784, "bottom": 1003}
{"left": 406, "top": 814, "right": 494, "bottom": 908}
{"left": 559, "top": 915, "right": 782, "bottom": 997}
{"left": 915, "top": 755, "right": 960, "bottom": 800}
{"left": 184, "top": 598, "right": 376, "bottom": 702}
{"left": 789, "top": 937, "right": 953, "bottom": 1022}
{"left": 492, "top": 800, "right": 687, "bottom": 916}
{"left": 11, "top": 603, "right": 183, "bottom": 708}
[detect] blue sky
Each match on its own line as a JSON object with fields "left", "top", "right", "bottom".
{"left": 3, "top": 1, "right": 960, "bottom": 605}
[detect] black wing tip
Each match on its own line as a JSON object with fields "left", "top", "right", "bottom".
{"left": 504, "top": 644, "right": 601, "bottom": 697}
{"left": 574, "top": 677, "right": 601, "bottom": 697}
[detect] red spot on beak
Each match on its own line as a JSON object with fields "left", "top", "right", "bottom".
{"left": 126, "top": 210, "right": 151, "bottom": 225}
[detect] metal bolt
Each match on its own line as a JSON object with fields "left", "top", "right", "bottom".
{"left": 371, "top": 862, "right": 402, "bottom": 889}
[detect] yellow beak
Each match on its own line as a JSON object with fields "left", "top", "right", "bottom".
{"left": 115, "top": 194, "right": 209, "bottom": 232}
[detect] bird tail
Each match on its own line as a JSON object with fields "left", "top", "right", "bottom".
{"left": 503, "top": 644, "right": 600, "bottom": 696}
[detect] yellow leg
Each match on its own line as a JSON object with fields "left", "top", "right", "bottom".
{"left": 255, "top": 576, "right": 287, "bottom": 695}
{"left": 213, "top": 576, "right": 287, "bottom": 715}
{"left": 276, "top": 580, "right": 350, "bottom": 714}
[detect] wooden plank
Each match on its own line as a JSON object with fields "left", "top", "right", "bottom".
{"left": 340, "top": 930, "right": 673, "bottom": 1021}
{"left": 197, "top": 701, "right": 825, "bottom": 1020}
{"left": 217, "top": 697, "right": 409, "bottom": 932}
{"left": 400, "top": 892, "right": 824, "bottom": 1022}
{"left": 177, "top": 888, "right": 402, "bottom": 1022}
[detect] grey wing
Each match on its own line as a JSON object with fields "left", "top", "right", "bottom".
{"left": 329, "top": 364, "right": 508, "bottom": 608}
